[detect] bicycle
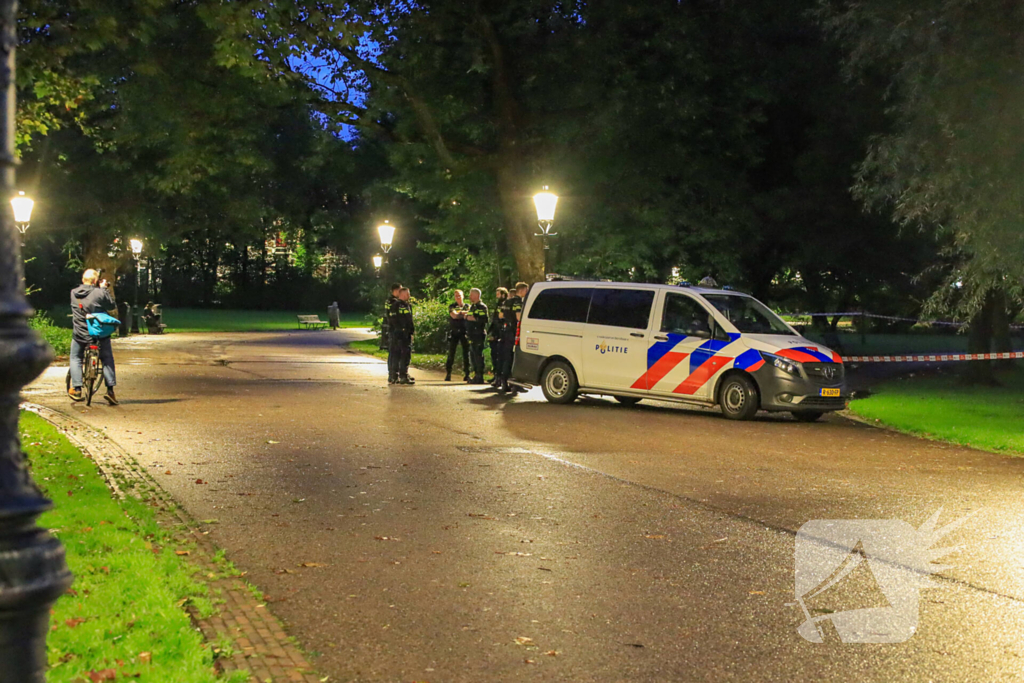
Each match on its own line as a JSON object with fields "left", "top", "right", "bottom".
{"left": 66, "top": 339, "right": 104, "bottom": 406}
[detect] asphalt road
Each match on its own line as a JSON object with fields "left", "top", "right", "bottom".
{"left": 25, "top": 330, "right": 1024, "bottom": 682}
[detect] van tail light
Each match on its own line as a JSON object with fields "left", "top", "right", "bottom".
{"left": 515, "top": 322, "right": 521, "bottom": 347}
{"left": 89, "top": 345, "right": 98, "bottom": 350}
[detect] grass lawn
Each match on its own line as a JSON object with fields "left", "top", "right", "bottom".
{"left": 162, "top": 308, "right": 371, "bottom": 333}
{"left": 848, "top": 366, "right": 1024, "bottom": 455}
{"left": 19, "top": 412, "right": 245, "bottom": 683}
{"left": 349, "top": 337, "right": 495, "bottom": 374}
{"left": 42, "top": 305, "right": 372, "bottom": 334}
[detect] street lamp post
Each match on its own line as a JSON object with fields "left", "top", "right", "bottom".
{"left": 376, "top": 221, "right": 395, "bottom": 349}
{"left": 0, "top": 1, "right": 74, "bottom": 679}
{"left": 130, "top": 239, "right": 143, "bottom": 334}
{"left": 533, "top": 187, "right": 559, "bottom": 280}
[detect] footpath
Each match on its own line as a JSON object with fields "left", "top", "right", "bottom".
{"left": 24, "top": 403, "right": 323, "bottom": 683}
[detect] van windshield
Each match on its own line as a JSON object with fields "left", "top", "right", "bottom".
{"left": 701, "top": 294, "right": 794, "bottom": 336}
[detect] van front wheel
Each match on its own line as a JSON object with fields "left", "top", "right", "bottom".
{"left": 541, "top": 361, "right": 578, "bottom": 405}
{"left": 718, "top": 374, "right": 759, "bottom": 420}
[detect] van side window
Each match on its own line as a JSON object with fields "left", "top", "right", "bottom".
{"left": 662, "top": 293, "right": 713, "bottom": 337}
{"left": 587, "top": 289, "right": 655, "bottom": 330}
{"left": 528, "top": 287, "right": 594, "bottom": 323}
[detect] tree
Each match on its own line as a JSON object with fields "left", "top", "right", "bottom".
{"left": 19, "top": 0, "right": 379, "bottom": 311}
{"left": 821, "top": 0, "right": 1024, "bottom": 319}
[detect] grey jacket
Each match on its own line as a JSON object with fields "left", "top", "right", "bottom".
{"left": 71, "top": 284, "right": 116, "bottom": 343}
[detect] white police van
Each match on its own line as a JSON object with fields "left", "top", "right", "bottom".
{"left": 510, "top": 281, "right": 846, "bottom": 421}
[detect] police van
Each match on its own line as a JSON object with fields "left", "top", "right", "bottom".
{"left": 510, "top": 281, "right": 846, "bottom": 421}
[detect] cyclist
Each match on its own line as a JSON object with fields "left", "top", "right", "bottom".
{"left": 70, "top": 269, "right": 119, "bottom": 405}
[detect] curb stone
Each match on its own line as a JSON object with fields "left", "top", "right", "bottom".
{"left": 22, "top": 402, "right": 324, "bottom": 683}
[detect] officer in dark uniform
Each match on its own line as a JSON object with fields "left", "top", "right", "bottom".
{"left": 496, "top": 281, "right": 528, "bottom": 393}
{"left": 487, "top": 287, "right": 508, "bottom": 383}
{"left": 444, "top": 289, "right": 470, "bottom": 382}
{"left": 385, "top": 283, "right": 401, "bottom": 384}
{"left": 464, "top": 288, "right": 488, "bottom": 384}
{"left": 393, "top": 287, "right": 415, "bottom": 384}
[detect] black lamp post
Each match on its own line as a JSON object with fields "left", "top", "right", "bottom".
{"left": 0, "top": 1, "right": 74, "bottom": 680}
{"left": 533, "top": 187, "right": 558, "bottom": 280}
{"left": 129, "top": 238, "right": 142, "bottom": 334}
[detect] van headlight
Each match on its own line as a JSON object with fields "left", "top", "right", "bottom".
{"left": 762, "top": 352, "right": 800, "bottom": 376}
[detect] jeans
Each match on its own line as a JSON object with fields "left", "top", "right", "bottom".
{"left": 70, "top": 337, "right": 116, "bottom": 389}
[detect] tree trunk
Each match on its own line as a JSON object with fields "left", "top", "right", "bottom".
{"left": 965, "top": 289, "right": 998, "bottom": 384}
{"left": 239, "top": 240, "right": 249, "bottom": 294}
{"left": 82, "top": 232, "right": 123, "bottom": 305}
{"left": 991, "top": 286, "right": 1013, "bottom": 370}
{"left": 258, "top": 222, "right": 267, "bottom": 297}
{"left": 495, "top": 165, "right": 545, "bottom": 284}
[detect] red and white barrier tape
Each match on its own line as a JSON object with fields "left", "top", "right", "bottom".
{"left": 842, "top": 351, "right": 1024, "bottom": 363}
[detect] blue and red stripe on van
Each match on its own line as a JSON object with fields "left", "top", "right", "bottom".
{"left": 775, "top": 346, "right": 842, "bottom": 364}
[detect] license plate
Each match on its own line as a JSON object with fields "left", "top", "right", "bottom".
{"left": 820, "top": 388, "right": 841, "bottom": 397}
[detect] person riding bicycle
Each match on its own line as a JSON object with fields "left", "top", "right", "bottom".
{"left": 70, "top": 269, "right": 119, "bottom": 405}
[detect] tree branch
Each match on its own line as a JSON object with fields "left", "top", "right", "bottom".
{"left": 333, "top": 45, "right": 490, "bottom": 162}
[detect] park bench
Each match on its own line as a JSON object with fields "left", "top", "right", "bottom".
{"left": 297, "top": 314, "right": 329, "bottom": 330}
{"left": 144, "top": 304, "right": 167, "bottom": 334}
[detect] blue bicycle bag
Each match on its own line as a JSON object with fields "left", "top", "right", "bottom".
{"left": 86, "top": 312, "right": 120, "bottom": 339}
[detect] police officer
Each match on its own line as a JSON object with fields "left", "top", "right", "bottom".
{"left": 464, "top": 288, "right": 488, "bottom": 384}
{"left": 385, "top": 282, "right": 402, "bottom": 384}
{"left": 496, "top": 282, "right": 528, "bottom": 393}
{"left": 444, "top": 289, "right": 470, "bottom": 382}
{"left": 393, "top": 287, "right": 415, "bottom": 384}
{"left": 487, "top": 287, "right": 508, "bottom": 383}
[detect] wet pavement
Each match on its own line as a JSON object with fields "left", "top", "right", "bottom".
{"left": 26, "top": 330, "right": 1024, "bottom": 682}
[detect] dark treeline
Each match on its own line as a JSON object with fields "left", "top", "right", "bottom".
{"left": 18, "top": 0, "right": 1024, "bottom": 364}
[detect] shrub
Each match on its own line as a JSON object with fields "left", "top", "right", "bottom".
{"left": 411, "top": 298, "right": 451, "bottom": 354}
{"left": 28, "top": 311, "right": 73, "bottom": 356}
{"left": 371, "top": 297, "right": 456, "bottom": 354}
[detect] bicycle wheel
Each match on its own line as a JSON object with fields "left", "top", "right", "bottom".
{"left": 84, "top": 355, "right": 98, "bottom": 406}
{"left": 91, "top": 364, "right": 105, "bottom": 399}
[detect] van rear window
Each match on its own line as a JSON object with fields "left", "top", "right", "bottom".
{"left": 528, "top": 288, "right": 594, "bottom": 323}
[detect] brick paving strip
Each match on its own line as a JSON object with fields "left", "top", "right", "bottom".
{"left": 22, "top": 403, "right": 324, "bottom": 683}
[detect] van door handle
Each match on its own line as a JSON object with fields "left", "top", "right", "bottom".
{"left": 630, "top": 332, "right": 645, "bottom": 338}
{"left": 653, "top": 335, "right": 669, "bottom": 341}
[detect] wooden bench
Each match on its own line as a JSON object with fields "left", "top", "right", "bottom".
{"left": 297, "top": 314, "right": 329, "bottom": 330}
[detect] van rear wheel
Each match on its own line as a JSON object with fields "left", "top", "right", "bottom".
{"left": 718, "top": 374, "right": 759, "bottom": 420}
{"left": 541, "top": 361, "right": 578, "bottom": 405}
